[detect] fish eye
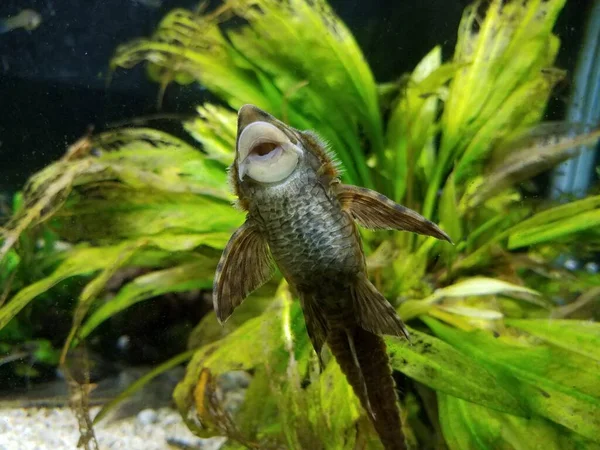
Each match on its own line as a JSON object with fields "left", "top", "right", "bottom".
{"left": 237, "top": 122, "right": 302, "bottom": 183}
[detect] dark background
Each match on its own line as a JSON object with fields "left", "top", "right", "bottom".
{"left": 0, "top": 0, "right": 594, "bottom": 193}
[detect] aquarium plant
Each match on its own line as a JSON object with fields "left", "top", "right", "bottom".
{"left": 1, "top": 0, "right": 599, "bottom": 449}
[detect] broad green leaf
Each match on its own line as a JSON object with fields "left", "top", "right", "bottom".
{"left": 234, "top": 366, "right": 281, "bottom": 442}
{"left": 454, "top": 72, "right": 564, "bottom": 182}
{"left": 426, "top": 318, "right": 600, "bottom": 442}
{"left": 385, "top": 328, "right": 526, "bottom": 416}
{"left": 439, "top": 393, "right": 599, "bottom": 450}
{"left": 79, "top": 260, "right": 217, "bottom": 340}
{"left": 309, "top": 362, "right": 361, "bottom": 447}
{"left": 453, "top": 197, "right": 600, "bottom": 272}
{"left": 1, "top": 126, "right": 236, "bottom": 262}
{"left": 174, "top": 284, "right": 293, "bottom": 436}
{"left": 436, "top": 305, "right": 503, "bottom": 320}
{"left": 507, "top": 319, "right": 600, "bottom": 362}
{"left": 423, "top": 277, "right": 540, "bottom": 304}
{"left": 186, "top": 291, "right": 277, "bottom": 350}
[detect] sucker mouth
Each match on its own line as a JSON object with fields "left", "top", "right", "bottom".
{"left": 236, "top": 120, "right": 303, "bottom": 183}
{"left": 247, "top": 142, "right": 282, "bottom": 161}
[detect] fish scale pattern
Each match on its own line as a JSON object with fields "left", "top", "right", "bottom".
{"left": 249, "top": 166, "right": 361, "bottom": 287}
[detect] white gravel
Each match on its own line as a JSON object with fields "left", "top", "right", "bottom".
{"left": 0, "top": 406, "right": 226, "bottom": 450}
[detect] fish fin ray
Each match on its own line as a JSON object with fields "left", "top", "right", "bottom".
{"left": 337, "top": 184, "right": 452, "bottom": 242}
{"left": 353, "top": 274, "right": 410, "bottom": 341}
{"left": 213, "top": 220, "right": 274, "bottom": 323}
{"left": 328, "top": 327, "right": 407, "bottom": 449}
{"left": 299, "top": 292, "right": 329, "bottom": 369}
{"left": 346, "top": 329, "right": 375, "bottom": 421}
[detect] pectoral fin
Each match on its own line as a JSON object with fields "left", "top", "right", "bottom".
{"left": 337, "top": 184, "right": 452, "bottom": 242}
{"left": 352, "top": 273, "right": 410, "bottom": 341}
{"left": 213, "top": 220, "right": 274, "bottom": 323}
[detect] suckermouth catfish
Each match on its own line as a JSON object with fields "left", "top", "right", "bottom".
{"left": 213, "top": 104, "right": 451, "bottom": 450}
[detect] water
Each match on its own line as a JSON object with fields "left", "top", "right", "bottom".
{"left": 0, "top": 1, "right": 599, "bottom": 449}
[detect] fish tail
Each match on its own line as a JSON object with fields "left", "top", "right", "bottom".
{"left": 327, "top": 326, "right": 407, "bottom": 450}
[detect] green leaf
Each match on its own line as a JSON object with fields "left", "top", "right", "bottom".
{"left": 513, "top": 195, "right": 600, "bottom": 232}
{"left": 0, "top": 235, "right": 220, "bottom": 332}
{"left": 385, "top": 328, "right": 526, "bottom": 416}
{"left": 112, "top": 2, "right": 384, "bottom": 189}
{"left": 186, "top": 293, "right": 276, "bottom": 350}
{"left": 426, "top": 318, "right": 600, "bottom": 442}
{"left": 184, "top": 104, "right": 238, "bottom": 166}
{"left": 174, "top": 284, "right": 294, "bottom": 435}
{"left": 438, "top": 393, "right": 599, "bottom": 450}
{"left": 386, "top": 46, "right": 450, "bottom": 201}
{"left": 93, "top": 128, "right": 233, "bottom": 200}
{"left": 61, "top": 241, "right": 143, "bottom": 359}
{"left": 79, "top": 260, "right": 217, "bottom": 340}
{"left": 423, "top": 0, "right": 566, "bottom": 218}
{"left": 234, "top": 365, "right": 281, "bottom": 442}
{"left": 30, "top": 339, "right": 60, "bottom": 365}
{"left": 0, "top": 245, "right": 126, "bottom": 331}
{"left": 507, "top": 319, "right": 600, "bottom": 362}
{"left": 309, "top": 362, "right": 362, "bottom": 446}
{"left": 58, "top": 185, "right": 242, "bottom": 244}
{"left": 508, "top": 209, "right": 600, "bottom": 249}
{"left": 438, "top": 172, "right": 462, "bottom": 248}
{"left": 0, "top": 159, "right": 99, "bottom": 260}
{"left": 422, "top": 277, "right": 540, "bottom": 304}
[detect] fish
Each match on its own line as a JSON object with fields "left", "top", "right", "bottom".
{"left": 0, "top": 9, "right": 42, "bottom": 34}
{"left": 213, "top": 104, "right": 451, "bottom": 450}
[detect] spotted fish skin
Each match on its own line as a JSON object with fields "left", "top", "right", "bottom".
{"left": 248, "top": 164, "right": 360, "bottom": 290}
{"left": 213, "top": 104, "right": 452, "bottom": 450}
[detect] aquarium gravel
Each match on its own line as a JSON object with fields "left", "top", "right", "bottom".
{"left": 0, "top": 406, "right": 226, "bottom": 450}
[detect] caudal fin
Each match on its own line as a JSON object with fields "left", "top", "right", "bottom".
{"left": 328, "top": 326, "right": 407, "bottom": 450}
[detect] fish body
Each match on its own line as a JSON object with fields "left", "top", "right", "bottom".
{"left": 249, "top": 160, "right": 359, "bottom": 291}
{"left": 0, "top": 9, "right": 42, "bottom": 34}
{"left": 214, "top": 105, "right": 451, "bottom": 450}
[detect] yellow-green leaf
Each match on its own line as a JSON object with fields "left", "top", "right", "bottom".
{"left": 426, "top": 318, "right": 600, "bottom": 442}
{"left": 423, "top": 277, "right": 539, "bottom": 304}
{"left": 439, "top": 393, "right": 598, "bottom": 450}
{"left": 80, "top": 260, "right": 217, "bottom": 340}
{"left": 386, "top": 328, "right": 525, "bottom": 416}
{"left": 507, "top": 319, "right": 600, "bottom": 362}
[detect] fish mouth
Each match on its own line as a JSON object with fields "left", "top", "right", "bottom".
{"left": 245, "top": 140, "right": 284, "bottom": 163}
{"left": 236, "top": 119, "right": 302, "bottom": 183}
